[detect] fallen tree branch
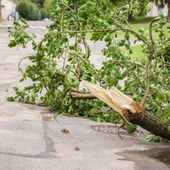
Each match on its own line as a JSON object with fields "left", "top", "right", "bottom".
{"left": 83, "top": 80, "right": 170, "bottom": 140}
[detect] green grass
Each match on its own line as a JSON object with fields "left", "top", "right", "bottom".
{"left": 117, "top": 22, "right": 170, "bottom": 38}
{"left": 121, "top": 45, "right": 144, "bottom": 62}
{"left": 85, "top": 17, "right": 170, "bottom": 39}
{"left": 129, "top": 16, "right": 157, "bottom": 24}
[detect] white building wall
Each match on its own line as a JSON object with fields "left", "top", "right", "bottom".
{"left": 147, "top": 2, "right": 168, "bottom": 17}
{"left": 1, "top": 0, "right": 16, "bottom": 20}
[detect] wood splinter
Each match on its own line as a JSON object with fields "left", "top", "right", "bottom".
{"left": 83, "top": 80, "right": 170, "bottom": 140}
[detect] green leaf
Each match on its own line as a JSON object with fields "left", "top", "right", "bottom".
{"left": 126, "top": 124, "right": 137, "bottom": 133}
{"left": 73, "top": 79, "right": 80, "bottom": 86}
{"left": 152, "top": 136, "right": 160, "bottom": 142}
{"left": 13, "top": 87, "right": 19, "bottom": 91}
{"left": 139, "top": 27, "right": 144, "bottom": 33}
{"left": 69, "top": 46, "right": 74, "bottom": 50}
{"left": 20, "top": 18, "right": 28, "bottom": 25}
{"left": 158, "top": 18, "right": 166, "bottom": 25}
{"left": 29, "top": 55, "right": 36, "bottom": 60}
{"left": 145, "top": 135, "right": 154, "bottom": 141}
{"left": 8, "top": 40, "right": 17, "bottom": 48}
{"left": 7, "top": 96, "right": 15, "bottom": 101}
{"left": 104, "top": 37, "right": 112, "bottom": 42}
{"left": 68, "top": 72, "right": 76, "bottom": 79}
{"left": 125, "top": 31, "right": 130, "bottom": 40}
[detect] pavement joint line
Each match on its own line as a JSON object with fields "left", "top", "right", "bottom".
{"left": 0, "top": 24, "right": 47, "bottom": 29}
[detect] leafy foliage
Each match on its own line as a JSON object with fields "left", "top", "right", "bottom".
{"left": 40, "top": 8, "right": 48, "bottom": 19}
{"left": 126, "top": 124, "right": 137, "bottom": 133}
{"left": 9, "top": 0, "right": 170, "bottom": 126}
{"left": 16, "top": 1, "right": 41, "bottom": 20}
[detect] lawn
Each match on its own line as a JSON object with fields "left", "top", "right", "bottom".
{"left": 117, "top": 22, "right": 170, "bottom": 38}
{"left": 121, "top": 45, "right": 144, "bottom": 62}
{"left": 86, "top": 17, "right": 170, "bottom": 39}
{"left": 129, "top": 16, "right": 156, "bottom": 24}
{"left": 86, "top": 17, "right": 170, "bottom": 62}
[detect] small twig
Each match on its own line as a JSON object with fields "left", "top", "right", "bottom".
{"left": 50, "top": 88, "right": 71, "bottom": 111}
{"left": 15, "top": 26, "right": 37, "bottom": 46}
{"left": 141, "top": 51, "right": 153, "bottom": 107}
{"left": 116, "top": 126, "right": 123, "bottom": 140}
{"left": 64, "top": 50, "right": 108, "bottom": 84}
{"left": 76, "top": 38, "right": 89, "bottom": 81}
{"left": 18, "top": 56, "right": 29, "bottom": 74}
{"left": 61, "top": 0, "right": 82, "bottom": 27}
{"left": 161, "top": 52, "right": 166, "bottom": 87}
{"left": 38, "top": 28, "right": 150, "bottom": 51}
{"left": 60, "top": 11, "right": 64, "bottom": 31}
{"left": 101, "top": 60, "right": 148, "bottom": 73}
{"left": 109, "top": 50, "right": 146, "bottom": 89}
{"left": 62, "top": 52, "right": 67, "bottom": 72}
{"left": 149, "top": 17, "right": 161, "bottom": 49}
{"left": 156, "top": 38, "right": 170, "bottom": 49}
{"left": 140, "top": 18, "right": 161, "bottom": 107}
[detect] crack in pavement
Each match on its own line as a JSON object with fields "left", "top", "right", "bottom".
{"left": 0, "top": 122, "right": 57, "bottom": 159}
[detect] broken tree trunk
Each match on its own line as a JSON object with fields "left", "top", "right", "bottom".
{"left": 82, "top": 80, "right": 170, "bottom": 140}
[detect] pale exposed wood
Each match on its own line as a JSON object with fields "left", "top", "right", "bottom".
{"left": 70, "top": 92, "right": 96, "bottom": 99}
{"left": 82, "top": 80, "right": 138, "bottom": 123}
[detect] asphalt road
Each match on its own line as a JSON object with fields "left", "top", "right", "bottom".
{"left": 0, "top": 21, "right": 170, "bottom": 170}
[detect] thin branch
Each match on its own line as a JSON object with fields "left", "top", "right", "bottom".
{"left": 156, "top": 37, "right": 170, "bottom": 49}
{"left": 119, "top": 63, "right": 146, "bottom": 90}
{"left": 50, "top": 88, "right": 71, "bottom": 111}
{"left": 38, "top": 28, "right": 150, "bottom": 50}
{"left": 18, "top": 56, "right": 29, "bottom": 74}
{"left": 154, "top": 53, "right": 158, "bottom": 86}
{"left": 105, "top": 11, "right": 121, "bottom": 27}
{"left": 140, "top": 17, "right": 161, "bottom": 107}
{"left": 15, "top": 26, "right": 37, "bottom": 46}
{"left": 61, "top": 0, "right": 81, "bottom": 27}
{"left": 109, "top": 50, "right": 146, "bottom": 89}
{"left": 60, "top": 11, "right": 64, "bottom": 31}
{"left": 76, "top": 38, "right": 89, "bottom": 80}
{"left": 141, "top": 53, "right": 153, "bottom": 107}
{"left": 161, "top": 52, "right": 166, "bottom": 87}
{"left": 64, "top": 11, "right": 82, "bottom": 27}
{"left": 149, "top": 17, "right": 161, "bottom": 49}
{"left": 101, "top": 60, "right": 148, "bottom": 73}
{"left": 64, "top": 50, "right": 108, "bottom": 84}
{"left": 70, "top": 88, "right": 90, "bottom": 94}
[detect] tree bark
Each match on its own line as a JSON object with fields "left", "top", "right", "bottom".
{"left": 74, "top": 0, "right": 79, "bottom": 13}
{"left": 121, "top": 101, "right": 170, "bottom": 140}
{"left": 128, "top": 12, "right": 135, "bottom": 20}
{"left": 134, "top": 110, "right": 170, "bottom": 139}
{"left": 82, "top": 80, "right": 170, "bottom": 140}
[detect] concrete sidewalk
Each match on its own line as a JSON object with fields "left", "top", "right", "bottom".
{"left": 0, "top": 21, "right": 170, "bottom": 170}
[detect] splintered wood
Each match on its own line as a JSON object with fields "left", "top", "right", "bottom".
{"left": 82, "top": 80, "right": 144, "bottom": 124}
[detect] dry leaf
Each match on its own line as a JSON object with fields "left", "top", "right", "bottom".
{"left": 75, "top": 146, "right": 80, "bottom": 151}
{"left": 61, "top": 128, "right": 69, "bottom": 134}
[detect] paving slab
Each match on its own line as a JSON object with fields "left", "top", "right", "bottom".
{"left": 0, "top": 21, "right": 170, "bottom": 170}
